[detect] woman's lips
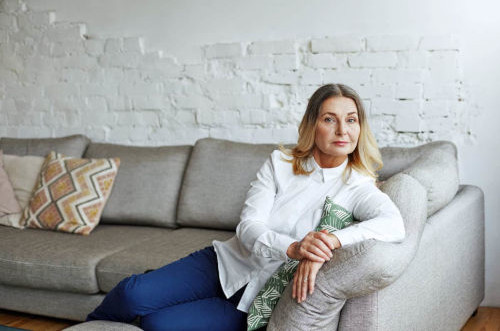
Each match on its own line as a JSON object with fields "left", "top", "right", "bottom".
{"left": 333, "top": 141, "right": 348, "bottom": 146}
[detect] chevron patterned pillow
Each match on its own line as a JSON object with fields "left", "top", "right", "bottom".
{"left": 247, "top": 196, "right": 354, "bottom": 331}
{"left": 22, "top": 151, "right": 120, "bottom": 235}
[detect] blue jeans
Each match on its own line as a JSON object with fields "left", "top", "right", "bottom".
{"left": 86, "top": 246, "right": 247, "bottom": 331}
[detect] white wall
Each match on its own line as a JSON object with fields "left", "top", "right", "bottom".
{"left": 2, "top": 0, "right": 499, "bottom": 306}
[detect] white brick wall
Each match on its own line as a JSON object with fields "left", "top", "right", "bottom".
{"left": 0, "top": 1, "right": 471, "bottom": 147}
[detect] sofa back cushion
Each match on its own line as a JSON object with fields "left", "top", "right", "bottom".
{"left": 0, "top": 134, "right": 89, "bottom": 157}
{"left": 84, "top": 142, "right": 192, "bottom": 228}
{"left": 177, "top": 138, "right": 286, "bottom": 230}
{"left": 379, "top": 140, "right": 459, "bottom": 217}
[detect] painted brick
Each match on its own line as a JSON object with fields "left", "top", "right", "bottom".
{"left": 348, "top": 52, "right": 397, "bottom": 68}
{"left": 85, "top": 39, "right": 105, "bottom": 56}
{"left": 59, "top": 54, "right": 97, "bottom": 69}
{"left": 396, "top": 83, "right": 422, "bottom": 99}
{"left": 218, "top": 94, "right": 263, "bottom": 109}
{"left": 422, "top": 100, "right": 450, "bottom": 117}
{"left": 205, "top": 42, "right": 242, "bottom": 58}
{"left": 300, "top": 69, "right": 323, "bottom": 85}
{"left": 264, "top": 71, "right": 300, "bottom": 85}
{"left": 240, "top": 109, "right": 269, "bottom": 125}
{"left": 395, "top": 107, "right": 421, "bottom": 132}
{"left": 175, "top": 94, "right": 213, "bottom": 109}
{"left": 366, "top": 35, "right": 419, "bottom": 51}
{"left": 397, "top": 51, "right": 429, "bottom": 68}
{"left": 311, "top": 36, "right": 364, "bottom": 53}
{"left": 205, "top": 77, "right": 246, "bottom": 94}
{"left": 356, "top": 84, "right": 395, "bottom": 99}
{"left": 419, "top": 35, "right": 460, "bottom": 51}
{"left": 273, "top": 54, "right": 299, "bottom": 70}
{"left": 0, "top": 0, "right": 24, "bottom": 13}
{"left": 307, "top": 53, "right": 339, "bottom": 69}
{"left": 371, "top": 98, "right": 420, "bottom": 116}
{"left": 104, "top": 38, "right": 123, "bottom": 53}
{"left": 323, "top": 69, "right": 371, "bottom": 86}
{"left": 52, "top": 40, "right": 85, "bottom": 57}
{"left": 46, "top": 22, "right": 87, "bottom": 42}
{"left": 236, "top": 55, "right": 273, "bottom": 70}
{"left": 123, "top": 37, "right": 145, "bottom": 54}
{"left": 372, "top": 69, "right": 423, "bottom": 83}
{"left": 0, "top": 13, "right": 14, "bottom": 28}
{"left": 423, "top": 83, "right": 460, "bottom": 100}
{"left": 248, "top": 40, "right": 296, "bottom": 55}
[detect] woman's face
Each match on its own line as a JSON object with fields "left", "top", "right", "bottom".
{"left": 314, "top": 96, "right": 361, "bottom": 166}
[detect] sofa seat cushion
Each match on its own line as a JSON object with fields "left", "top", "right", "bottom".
{"left": 0, "top": 225, "right": 167, "bottom": 294}
{"left": 0, "top": 134, "right": 90, "bottom": 158}
{"left": 96, "top": 228, "right": 234, "bottom": 292}
{"left": 83, "top": 142, "right": 192, "bottom": 228}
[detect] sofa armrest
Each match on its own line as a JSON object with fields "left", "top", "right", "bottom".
{"left": 268, "top": 173, "right": 428, "bottom": 330}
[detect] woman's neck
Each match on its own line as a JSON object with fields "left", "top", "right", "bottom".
{"left": 312, "top": 148, "right": 347, "bottom": 168}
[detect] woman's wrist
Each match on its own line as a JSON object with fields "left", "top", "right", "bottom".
{"left": 287, "top": 241, "right": 298, "bottom": 259}
{"left": 327, "top": 233, "right": 342, "bottom": 249}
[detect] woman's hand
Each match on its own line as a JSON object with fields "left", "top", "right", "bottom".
{"left": 287, "top": 230, "right": 341, "bottom": 262}
{"left": 292, "top": 259, "right": 324, "bottom": 303}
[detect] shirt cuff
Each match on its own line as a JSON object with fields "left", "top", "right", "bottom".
{"left": 332, "top": 227, "right": 359, "bottom": 248}
{"left": 272, "top": 233, "right": 297, "bottom": 262}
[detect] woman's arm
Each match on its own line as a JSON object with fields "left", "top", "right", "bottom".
{"left": 236, "top": 152, "right": 297, "bottom": 262}
{"left": 236, "top": 151, "right": 335, "bottom": 263}
{"left": 333, "top": 182, "right": 406, "bottom": 247}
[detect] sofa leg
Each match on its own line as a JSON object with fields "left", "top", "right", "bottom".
{"left": 471, "top": 308, "right": 478, "bottom": 317}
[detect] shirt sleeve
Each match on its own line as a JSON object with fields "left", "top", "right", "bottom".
{"left": 333, "top": 182, "right": 406, "bottom": 247}
{"left": 235, "top": 151, "right": 296, "bottom": 262}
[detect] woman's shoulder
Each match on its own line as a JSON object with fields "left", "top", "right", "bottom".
{"left": 346, "top": 167, "right": 378, "bottom": 190}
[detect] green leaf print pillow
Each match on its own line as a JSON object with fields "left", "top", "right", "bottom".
{"left": 247, "top": 196, "right": 354, "bottom": 331}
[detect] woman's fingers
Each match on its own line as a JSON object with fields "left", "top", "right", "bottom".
{"left": 304, "top": 251, "right": 326, "bottom": 263}
{"left": 292, "top": 273, "right": 297, "bottom": 299}
{"left": 312, "top": 238, "right": 333, "bottom": 258}
{"left": 317, "top": 231, "right": 335, "bottom": 250}
{"left": 308, "top": 267, "right": 317, "bottom": 295}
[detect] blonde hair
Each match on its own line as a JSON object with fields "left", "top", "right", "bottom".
{"left": 278, "top": 83, "right": 383, "bottom": 184}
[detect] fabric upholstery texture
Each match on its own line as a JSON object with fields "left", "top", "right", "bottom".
{"left": 63, "top": 321, "right": 142, "bottom": 331}
{"left": 96, "top": 227, "right": 234, "bottom": 292}
{"left": 0, "top": 225, "right": 164, "bottom": 293}
{"left": 379, "top": 140, "right": 458, "bottom": 216}
{"left": 177, "top": 138, "right": 292, "bottom": 230}
{"left": 0, "top": 283, "right": 105, "bottom": 322}
{"left": 83, "top": 142, "right": 192, "bottom": 228}
{"left": 268, "top": 173, "right": 429, "bottom": 330}
{"left": 0, "top": 153, "right": 45, "bottom": 228}
{"left": 0, "top": 135, "right": 89, "bottom": 158}
{"left": 0, "top": 150, "right": 22, "bottom": 218}
{"left": 247, "top": 197, "right": 354, "bottom": 330}
{"left": 23, "top": 151, "right": 120, "bottom": 235}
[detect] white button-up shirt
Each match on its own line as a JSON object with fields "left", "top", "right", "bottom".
{"left": 212, "top": 149, "right": 406, "bottom": 313}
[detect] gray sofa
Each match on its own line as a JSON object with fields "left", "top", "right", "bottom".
{"left": 0, "top": 135, "right": 484, "bottom": 331}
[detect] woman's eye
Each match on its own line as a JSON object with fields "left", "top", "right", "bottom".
{"left": 325, "top": 117, "right": 334, "bottom": 123}
{"left": 348, "top": 118, "right": 357, "bottom": 123}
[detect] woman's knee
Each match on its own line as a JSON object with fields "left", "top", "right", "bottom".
{"left": 113, "top": 274, "right": 151, "bottom": 310}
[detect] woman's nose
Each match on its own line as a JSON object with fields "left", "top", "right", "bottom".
{"left": 336, "top": 122, "right": 347, "bottom": 135}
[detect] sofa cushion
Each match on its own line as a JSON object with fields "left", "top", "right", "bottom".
{"left": 0, "top": 134, "right": 90, "bottom": 157}
{"left": 64, "top": 321, "right": 142, "bottom": 331}
{"left": 83, "top": 143, "right": 192, "bottom": 228}
{"left": 177, "top": 138, "right": 283, "bottom": 230}
{"left": 96, "top": 228, "right": 234, "bottom": 292}
{"left": 379, "top": 141, "right": 458, "bottom": 217}
{"left": 0, "top": 225, "right": 165, "bottom": 294}
{"left": 0, "top": 150, "right": 22, "bottom": 218}
{"left": 0, "top": 153, "right": 45, "bottom": 228}
{"left": 23, "top": 151, "right": 120, "bottom": 235}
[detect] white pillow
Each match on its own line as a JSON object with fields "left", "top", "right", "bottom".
{"left": 0, "top": 154, "right": 45, "bottom": 229}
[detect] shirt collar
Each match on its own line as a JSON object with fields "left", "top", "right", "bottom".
{"left": 308, "top": 156, "right": 349, "bottom": 183}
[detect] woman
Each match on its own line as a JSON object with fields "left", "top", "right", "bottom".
{"left": 86, "top": 83, "right": 406, "bottom": 330}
